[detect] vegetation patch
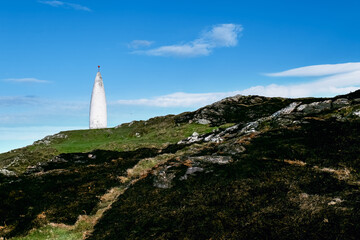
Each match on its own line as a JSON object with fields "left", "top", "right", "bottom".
{"left": 11, "top": 225, "right": 82, "bottom": 240}
{"left": 0, "top": 116, "right": 219, "bottom": 174}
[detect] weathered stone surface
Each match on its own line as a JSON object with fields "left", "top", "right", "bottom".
{"left": 175, "top": 94, "right": 298, "bottom": 126}
{"left": 180, "top": 167, "right": 204, "bottom": 180}
{"left": 197, "top": 118, "right": 211, "bottom": 125}
{"left": 189, "top": 155, "right": 232, "bottom": 165}
{"left": 250, "top": 96, "right": 263, "bottom": 104}
{"left": 153, "top": 167, "right": 176, "bottom": 189}
{"left": 178, "top": 132, "right": 203, "bottom": 144}
{"left": 297, "top": 100, "right": 332, "bottom": 114}
{"left": 33, "top": 133, "right": 67, "bottom": 145}
{"left": 204, "top": 134, "right": 223, "bottom": 143}
{"left": 187, "top": 102, "right": 305, "bottom": 146}
{"left": 353, "top": 110, "right": 360, "bottom": 117}
{"left": 332, "top": 98, "right": 350, "bottom": 108}
{"left": 0, "top": 169, "right": 16, "bottom": 177}
{"left": 271, "top": 102, "right": 301, "bottom": 117}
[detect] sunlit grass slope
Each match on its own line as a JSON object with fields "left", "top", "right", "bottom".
{"left": 0, "top": 114, "right": 230, "bottom": 174}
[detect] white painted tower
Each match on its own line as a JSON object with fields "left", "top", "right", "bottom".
{"left": 89, "top": 66, "right": 107, "bottom": 129}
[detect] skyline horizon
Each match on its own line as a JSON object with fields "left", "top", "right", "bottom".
{"left": 1, "top": 82, "right": 358, "bottom": 154}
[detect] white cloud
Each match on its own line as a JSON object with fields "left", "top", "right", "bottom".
{"left": 3, "top": 78, "right": 50, "bottom": 83}
{"left": 39, "top": 1, "right": 91, "bottom": 11}
{"left": 144, "top": 43, "right": 211, "bottom": 57}
{"left": 258, "top": 62, "right": 360, "bottom": 97}
{"left": 66, "top": 2, "right": 91, "bottom": 11}
{"left": 112, "top": 62, "right": 360, "bottom": 107}
{"left": 239, "top": 83, "right": 359, "bottom": 98}
{"left": 201, "top": 24, "right": 242, "bottom": 47}
{"left": 40, "top": 0, "right": 64, "bottom": 7}
{"left": 134, "top": 23, "right": 243, "bottom": 57}
{"left": 128, "top": 40, "right": 154, "bottom": 49}
{"left": 112, "top": 91, "right": 241, "bottom": 107}
{"left": 266, "top": 62, "right": 360, "bottom": 77}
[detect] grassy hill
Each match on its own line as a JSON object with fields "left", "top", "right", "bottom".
{"left": 0, "top": 116, "right": 228, "bottom": 174}
{"left": 1, "top": 92, "right": 360, "bottom": 239}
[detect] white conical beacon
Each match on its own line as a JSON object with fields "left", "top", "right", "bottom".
{"left": 89, "top": 66, "right": 107, "bottom": 129}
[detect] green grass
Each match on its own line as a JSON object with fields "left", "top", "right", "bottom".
{"left": 0, "top": 114, "right": 234, "bottom": 174}
{"left": 0, "top": 146, "right": 59, "bottom": 174}
{"left": 11, "top": 225, "right": 82, "bottom": 240}
{"left": 51, "top": 121, "right": 216, "bottom": 153}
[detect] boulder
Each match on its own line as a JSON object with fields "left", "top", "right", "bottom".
{"left": 0, "top": 169, "right": 16, "bottom": 177}
{"left": 333, "top": 98, "right": 350, "bottom": 108}
{"left": 297, "top": 100, "right": 332, "bottom": 114}
{"left": 180, "top": 167, "right": 204, "bottom": 180}
{"left": 178, "top": 132, "right": 203, "bottom": 144}
{"left": 189, "top": 155, "right": 232, "bottom": 165}
{"left": 197, "top": 119, "right": 211, "bottom": 125}
{"left": 153, "top": 167, "right": 176, "bottom": 189}
{"left": 353, "top": 110, "right": 360, "bottom": 117}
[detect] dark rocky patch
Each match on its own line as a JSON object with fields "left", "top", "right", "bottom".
{"left": 175, "top": 95, "right": 324, "bottom": 126}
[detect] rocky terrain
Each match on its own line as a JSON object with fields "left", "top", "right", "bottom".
{"left": 1, "top": 90, "right": 360, "bottom": 239}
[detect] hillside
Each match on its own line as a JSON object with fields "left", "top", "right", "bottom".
{"left": 1, "top": 91, "right": 360, "bottom": 239}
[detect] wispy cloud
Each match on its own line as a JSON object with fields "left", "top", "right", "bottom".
{"left": 0, "top": 97, "right": 89, "bottom": 114}
{"left": 133, "top": 24, "right": 243, "bottom": 57}
{"left": 266, "top": 62, "right": 360, "bottom": 77}
{"left": 39, "top": 0, "right": 91, "bottom": 11}
{"left": 3, "top": 78, "right": 50, "bottom": 83}
{"left": 66, "top": 2, "right": 91, "bottom": 11}
{"left": 112, "top": 91, "right": 241, "bottom": 107}
{"left": 112, "top": 62, "right": 360, "bottom": 107}
{"left": 40, "top": 0, "right": 64, "bottom": 7}
{"left": 258, "top": 62, "right": 360, "bottom": 97}
{"left": 0, "top": 96, "right": 42, "bottom": 106}
{"left": 128, "top": 40, "right": 154, "bottom": 49}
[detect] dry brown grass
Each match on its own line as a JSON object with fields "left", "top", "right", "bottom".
{"left": 237, "top": 132, "right": 260, "bottom": 145}
{"left": 126, "top": 153, "right": 175, "bottom": 180}
{"left": 313, "top": 166, "right": 351, "bottom": 180}
{"left": 284, "top": 159, "right": 307, "bottom": 166}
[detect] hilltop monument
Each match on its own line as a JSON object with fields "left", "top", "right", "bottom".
{"left": 89, "top": 66, "right": 107, "bottom": 129}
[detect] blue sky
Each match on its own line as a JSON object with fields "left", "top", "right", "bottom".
{"left": 1, "top": 0, "right": 360, "bottom": 153}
